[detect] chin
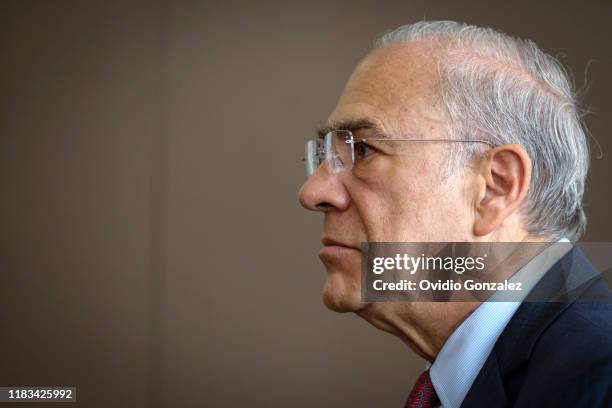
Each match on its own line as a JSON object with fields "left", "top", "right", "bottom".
{"left": 321, "top": 273, "right": 364, "bottom": 313}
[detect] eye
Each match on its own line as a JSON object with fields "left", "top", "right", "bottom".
{"left": 354, "top": 141, "right": 377, "bottom": 162}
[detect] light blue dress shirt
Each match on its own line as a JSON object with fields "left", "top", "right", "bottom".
{"left": 428, "top": 240, "right": 571, "bottom": 408}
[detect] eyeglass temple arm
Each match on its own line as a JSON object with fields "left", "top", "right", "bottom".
{"left": 345, "top": 138, "right": 495, "bottom": 147}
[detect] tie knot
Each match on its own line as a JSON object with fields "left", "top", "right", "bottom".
{"left": 405, "top": 370, "right": 439, "bottom": 408}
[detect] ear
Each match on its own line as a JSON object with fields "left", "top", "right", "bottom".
{"left": 473, "top": 144, "right": 532, "bottom": 237}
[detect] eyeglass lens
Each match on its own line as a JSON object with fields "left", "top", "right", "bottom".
{"left": 305, "top": 131, "right": 353, "bottom": 177}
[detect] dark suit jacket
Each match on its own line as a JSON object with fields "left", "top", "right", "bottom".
{"left": 461, "top": 247, "right": 612, "bottom": 407}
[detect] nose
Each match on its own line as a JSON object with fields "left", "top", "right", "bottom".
{"left": 298, "top": 164, "right": 351, "bottom": 212}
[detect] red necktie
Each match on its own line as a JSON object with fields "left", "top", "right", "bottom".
{"left": 405, "top": 370, "right": 439, "bottom": 408}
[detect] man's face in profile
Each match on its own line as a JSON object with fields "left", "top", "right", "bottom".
{"left": 298, "top": 44, "right": 477, "bottom": 313}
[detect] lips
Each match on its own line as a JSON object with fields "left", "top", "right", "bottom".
{"left": 319, "top": 236, "right": 361, "bottom": 262}
{"left": 321, "top": 236, "right": 360, "bottom": 250}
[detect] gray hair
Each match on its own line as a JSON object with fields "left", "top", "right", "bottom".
{"left": 375, "top": 21, "right": 590, "bottom": 241}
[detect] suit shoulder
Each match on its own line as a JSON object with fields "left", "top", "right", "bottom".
{"left": 535, "top": 301, "right": 612, "bottom": 360}
{"left": 565, "top": 301, "right": 612, "bottom": 335}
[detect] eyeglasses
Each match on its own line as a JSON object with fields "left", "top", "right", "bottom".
{"left": 304, "top": 130, "right": 495, "bottom": 177}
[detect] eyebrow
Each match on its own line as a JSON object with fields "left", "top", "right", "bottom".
{"left": 316, "top": 118, "right": 387, "bottom": 138}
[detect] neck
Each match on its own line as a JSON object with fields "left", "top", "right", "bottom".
{"left": 357, "top": 301, "right": 480, "bottom": 362}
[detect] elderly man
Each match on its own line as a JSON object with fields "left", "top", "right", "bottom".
{"left": 298, "top": 21, "right": 611, "bottom": 407}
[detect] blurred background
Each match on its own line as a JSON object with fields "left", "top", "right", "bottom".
{"left": 1, "top": 0, "right": 611, "bottom": 407}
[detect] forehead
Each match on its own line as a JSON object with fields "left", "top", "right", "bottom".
{"left": 328, "top": 42, "right": 445, "bottom": 135}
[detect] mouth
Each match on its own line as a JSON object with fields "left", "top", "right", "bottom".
{"left": 321, "top": 236, "right": 359, "bottom": 249}
{"left": 319, "top": 236, "right": 360, "bottom": 260}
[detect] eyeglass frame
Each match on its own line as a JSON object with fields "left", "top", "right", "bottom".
{"left": 304, "top": 129, "right": 495, "bottom": 177}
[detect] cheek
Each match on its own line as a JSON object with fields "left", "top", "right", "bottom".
{"left": 352, "top": 155, "right": 457, "bottom": 241}
{"left": 386, "top": 169, "right": 435, "bottom": 236}
{"left": 345, "top": 177, "right": 389, "bottom": 241}
{"left": 349, "top": 166, "right": 424, "bottom": 241}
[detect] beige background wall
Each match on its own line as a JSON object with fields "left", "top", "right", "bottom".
{"left": 1, "top": 1, "right": 611, "bottom": 407}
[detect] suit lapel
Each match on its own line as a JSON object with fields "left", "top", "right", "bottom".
{"left": 459, "top": 351, "right": 508, "bottom": 407}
